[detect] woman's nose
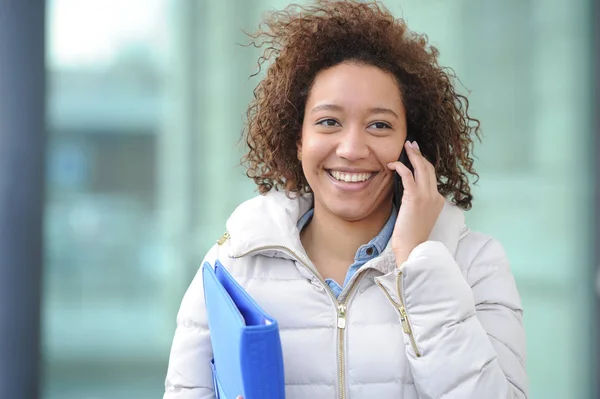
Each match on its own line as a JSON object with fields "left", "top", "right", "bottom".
{"left": 336, "top": 127, "right": 369, "bottom": 161}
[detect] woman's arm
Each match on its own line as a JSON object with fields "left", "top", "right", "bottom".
{"left": 163, "top": 245, "right": 219, "bottom": 399}
{"left": 377, "top": 237, "right": 528, "bottom": 398}
{"left": 384, "top": 140, "right": 527, "bottom": 397}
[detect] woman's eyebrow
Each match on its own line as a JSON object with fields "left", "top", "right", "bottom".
{"left": 310, "top": 103, "right": 343, "bottom": 114}
{"left": 369, "top": 107, "right": 399, "bottom": 119}
{"left": 310, "top": 104, "right": 399, "bottom": 119}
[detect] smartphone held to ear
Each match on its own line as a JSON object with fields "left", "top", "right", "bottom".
{"left": 393, "top": 136, "right": 415, "bottom": 209}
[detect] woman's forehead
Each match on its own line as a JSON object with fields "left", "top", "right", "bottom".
{"left": 305, "top": 63, "right": 403, "bottom": 113}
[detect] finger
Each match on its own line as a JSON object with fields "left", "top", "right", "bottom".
{"left": 388, "top": 160, "right": 417, "bottom": 195}
{"left": 405, "top": 141, "right": 430, "bottom": 191}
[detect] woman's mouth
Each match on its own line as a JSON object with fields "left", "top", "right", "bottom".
{"left": 327, "top": 170, "right": 376, "bottom": 183}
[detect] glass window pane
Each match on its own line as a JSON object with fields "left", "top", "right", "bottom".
{"left": 44, "top": 1, "right": 171, "bottom": 398}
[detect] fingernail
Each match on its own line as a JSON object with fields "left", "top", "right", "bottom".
{"left": 412, "top": 141, "right": 419, "bottom": 150}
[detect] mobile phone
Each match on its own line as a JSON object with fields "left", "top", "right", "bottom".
{"left": 392, "top": 134, "right": 415, "bottom": 209}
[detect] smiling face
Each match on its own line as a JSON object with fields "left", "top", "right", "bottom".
{"left": 299, "top": 61, "right": 407, "bottom": 222}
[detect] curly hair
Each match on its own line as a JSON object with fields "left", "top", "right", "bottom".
{"left": 242, "top": 0, "right": 481, "bottom": 210}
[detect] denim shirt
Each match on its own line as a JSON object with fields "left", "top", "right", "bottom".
{"left": 297, "top": 206, "right": 397, "bottom": 297}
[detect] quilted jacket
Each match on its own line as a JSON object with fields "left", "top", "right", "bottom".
{"left": 163, "top": 191, "right": 528, "bottom": 399}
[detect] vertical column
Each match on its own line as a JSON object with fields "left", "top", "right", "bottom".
{"left": 158, "top": 0, "right": 198, "bottom": 323}
{"left": 0, "top": 1, "right": 46, "bottom": 399}
{"left": 192, "top": 0, "right": 260, "bottom": 255}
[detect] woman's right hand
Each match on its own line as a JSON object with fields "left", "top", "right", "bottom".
{"left": 388, "top": 141, "right": 444, "bottom": 265}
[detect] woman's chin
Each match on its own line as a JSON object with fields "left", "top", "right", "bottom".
{"left": 312, "top": 181, "right": 393, "bottom": 222}
{"left": 322, "top": 199, "right": 378, "bottom": 222}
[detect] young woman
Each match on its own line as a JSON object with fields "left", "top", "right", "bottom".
{"left": 163, "top": 1, "right": 528, "bottom": 398}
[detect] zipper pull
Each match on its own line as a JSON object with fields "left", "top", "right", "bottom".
{"left": 399, "top": 307, "right": 412, "bottom": 334}
{"left": 337, "top": 304, "right": 347, "bottom": 329}
{"left": 216, "top": 231, "right": 230, "bottom": 245}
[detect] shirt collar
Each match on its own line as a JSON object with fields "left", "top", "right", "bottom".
{"left": 367, "top": 205, "right": 396, "bottom": 257}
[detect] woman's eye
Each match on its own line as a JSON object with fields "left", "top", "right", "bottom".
{"left": 369, "top": 122, "right": 392, "bottom": 129}
{"left": 317, "top": 119, "right": 340, "bottom": 127}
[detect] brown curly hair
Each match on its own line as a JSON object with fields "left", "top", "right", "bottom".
{"left": 242, "top": 0, "right": 481, "bottom": 210}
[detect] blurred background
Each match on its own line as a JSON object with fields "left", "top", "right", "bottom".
{"left": 0, "top": 0, "right": 596, "bottom": 398}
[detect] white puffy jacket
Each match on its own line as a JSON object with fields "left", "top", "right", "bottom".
{"left": 164, "top": 191, "right": 528, "bottom": 399}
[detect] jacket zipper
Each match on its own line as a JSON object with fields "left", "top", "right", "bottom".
{"left": 374, "top": 272, "right": 421, "bottom": 357}
{"left": 230, "top": 242, "right": 364, "bottom": 399}
{"left": 336, "top": 277, "right": 363, "bottom": 399}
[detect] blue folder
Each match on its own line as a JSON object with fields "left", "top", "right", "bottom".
{"left": 202, "top": 260, "right": 286, "bottom": 399}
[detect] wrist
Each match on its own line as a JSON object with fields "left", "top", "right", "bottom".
{"left": 392, "top": 241, "right": 424, "bottom": 267}
{"left": 392, "top": 249, "right": 411, "bottom": 267}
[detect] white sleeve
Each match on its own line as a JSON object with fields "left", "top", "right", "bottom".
{"left": 163, "top": 244, "right": 220, "bottom": 399}
{"left": 375, "top": 239, "right": 528, "bottom": 398}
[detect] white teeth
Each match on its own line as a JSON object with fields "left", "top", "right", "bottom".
{"left": 330, "top": 170, "right": 373, "bottom": 183}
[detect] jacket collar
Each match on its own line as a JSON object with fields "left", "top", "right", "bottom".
{"left": 226, "top": 191, "right": 311, "bottom": 258}
{"left": 225, "top": 190, "right": 467, "bottom": 274}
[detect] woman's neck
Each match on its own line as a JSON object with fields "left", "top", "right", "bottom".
{"left": 300, "top": 201, "right": 393, "bottom": 266}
